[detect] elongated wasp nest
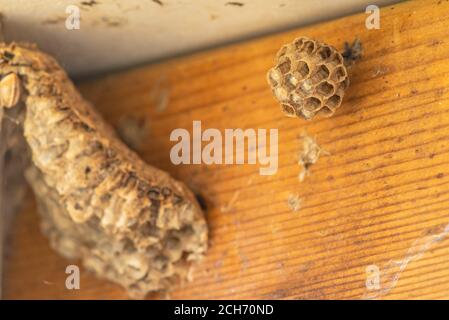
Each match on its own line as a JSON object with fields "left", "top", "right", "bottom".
{"left": 267, "top": 37, "right": 350, "bottom": 120}
{"left": 0, "top": 43, "right": 208, "bottom": 298}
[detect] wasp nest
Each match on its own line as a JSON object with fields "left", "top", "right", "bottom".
{"left": 267, "top": 37, "right": 350, "bottom": 120}
{"left": 0, "top": 43, "right": 208, "bottom": 298}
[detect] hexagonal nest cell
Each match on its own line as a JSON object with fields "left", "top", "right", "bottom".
{"left": 267, "top": 37, "right": 350, "bottom": 120}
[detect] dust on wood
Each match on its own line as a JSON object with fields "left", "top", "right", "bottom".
{"left": 372, "top": 65, "right": 390, "bottom": 77}
{"left": 220, "top": 176, "right": 253, "bottom": 213}
{"left": 298, "top": 133, "right": 327, "bottom": 182}
{"left": 287, "top": 193, "right": 302, "bottom": 212}
{"left": 150, "top": 76, "right": 170, "bottom": 112}
{"left": 99, "top": 16, "right": 128, "bottom": 27}
{"left": 220, "top": 190, "right": 240, "bottom": 213}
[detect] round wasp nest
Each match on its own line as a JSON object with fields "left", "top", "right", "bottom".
{"left": 267, "top": 37, "right": 349, "bottom": 120}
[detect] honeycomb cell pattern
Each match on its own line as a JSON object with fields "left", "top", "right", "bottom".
{"left": 267, "top": 37, "right": 349, "bottom": 120}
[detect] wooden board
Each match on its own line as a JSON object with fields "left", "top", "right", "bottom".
{"left": 4, "top": 0, "right": 449, "bottom": 299}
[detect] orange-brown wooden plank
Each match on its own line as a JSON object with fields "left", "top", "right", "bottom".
{"left": 5, "top": 0, "right": 449, "bottom": 299}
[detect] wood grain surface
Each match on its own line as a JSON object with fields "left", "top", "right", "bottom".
{"left": 4, "top": 0, "right": 449, "bottom": 299}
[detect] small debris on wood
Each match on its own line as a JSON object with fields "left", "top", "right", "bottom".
{"left": 298, "top": 261, "right": 314, "bottom": 272}
{"left": 152, "top": 0, "right": 164, "bottom": 6}
{"left": 429, "top": 39, "right": 443, "bottom": 47}
{"left": 154, "top": 89, "right": 169, "bottom": 112}
{"left": 150, "top": 76, "right": 170, "bottom": 112}
{"left": 220, "top": 176, "right": 253, "bottom": 213}
{"left": 225, "top": 2, "right": 244, "bottom": 7}
{"left": 239, "top": 252, "right": 249, "bottom": 271}
{"left": 435, "top": 87, "right": 445, "bottom": 97}
{"left": 220, "top": 190, "right": 240, "bottom": 213}
{"left": 298, "top": 133, "right": 327, "bottom": 182}
{"left": 371, "top": 65, "right": 390, "bottom": 77}
{"left": 42, "top": 16, "right": 66, "bottom": 25}
{"left": 100, "top": 16, "right": 127, "bottom": 27}
{"left": 342, "top": 37, "right": 362, "bottom": 67}
{"left": 116, "top": 115, "right": 150, "bottom": 152}
{"left": 287, "top": 193, "right": 302, "bottom": 212}
{"left": 80, "top": 0, "right": 99, "bottom": 7}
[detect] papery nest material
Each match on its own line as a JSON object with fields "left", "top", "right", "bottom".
{"left": 267, "top": 36, "right": 362, "bottom": 120}
{"left": 0, "top": 42, "right": 208, "bottom": 299}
